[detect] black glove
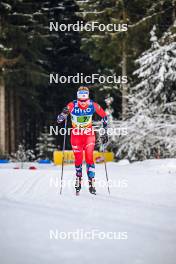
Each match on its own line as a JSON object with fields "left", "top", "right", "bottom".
{"left": 100, "top": 131, "right": 108, "bottom": 144}
{"left": 62, "top": 107, "right": 69, "bottom": 115}
{"left": 57, "top": 107, "right": 69, "bottom": 124}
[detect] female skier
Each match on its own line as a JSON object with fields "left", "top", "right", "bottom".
{"left": 57, "top": 86, "right": 108, "bottom": 195}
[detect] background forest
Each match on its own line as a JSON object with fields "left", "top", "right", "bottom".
{"left": 0, "top": 0, "right": 176, "bottom": 160}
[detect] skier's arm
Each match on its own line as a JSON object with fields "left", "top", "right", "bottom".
{"left": 57, "top": 102, "right": 74, "bottom": 124}
{"left": 93, "top": 102, "right": 108, "bottom": 129}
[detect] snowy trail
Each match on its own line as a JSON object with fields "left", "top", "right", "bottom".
{"left": 0, "top": 160, "right": 176, "bottom": 264}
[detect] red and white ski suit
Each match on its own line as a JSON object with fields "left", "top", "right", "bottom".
{"left": 67, "top": 99, "right": 107, "bottom": 166}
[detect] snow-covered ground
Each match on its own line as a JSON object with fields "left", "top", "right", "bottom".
{"left": 0, "top": 159, "right": 176, "bottom": 264}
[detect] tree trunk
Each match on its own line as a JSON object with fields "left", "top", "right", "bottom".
{"left": 0, "top": 76, "right": 6, "bottom": 154}
{"left": 15, "top": 92, "right": 20, "bottom": 150}
{"left": 10, "top": 88, "right": 16, "bottom": 153}
{"left": 122, "top": 2, "right": 128, "bottom": 120}
{"left": 122, "top": 38, "right": 128, "bottom": 120}
{"left": 173, "top": 0, "right": 176, "bottom": 23}
{"left": 5, "top": 89, "right": 10, "bottom": 153}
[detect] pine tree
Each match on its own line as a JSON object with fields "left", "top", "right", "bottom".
{"left": 0, "top": 0, "right": 94, "bottom": 153}
{"left": 11, "top": 143, "right": 35, "bottom": 168}
{"left": 0, "top": 0, "right": 50, "bottom": 153}
{"left": 115, "top": 26, "right": 176, "bottom": 160}
{"left": 131, "top": 25, "right": 176, "bottom": 116}
{"left": 36, "top": 127, "right": 56, "bottom": 160}
{"left": 76, "top": 0, "right": 175, "bottom": 119}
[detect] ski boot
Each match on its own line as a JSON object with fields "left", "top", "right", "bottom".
{"left": 75, "top": 165, "right": 82, "bottom": 195}
{"left": 87, "top": 164, "right": 96, "bottom": 195}
{"left": 88, "top": 177, "right": 96, "bottom": 195}
{"left": 75, "top": 177, "right": 82, "bottom": 195}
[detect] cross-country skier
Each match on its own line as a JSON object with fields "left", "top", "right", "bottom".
{"left": 57, "top": 86, "right": 108, "bottom": 195}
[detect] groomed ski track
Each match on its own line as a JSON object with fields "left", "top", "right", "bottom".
{"left": 0, "top": 160, "right": 176, "bottom": 264}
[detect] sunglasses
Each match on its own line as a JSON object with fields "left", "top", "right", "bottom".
{"left": 77, "top": 91, "right": 89, "bottom": 99}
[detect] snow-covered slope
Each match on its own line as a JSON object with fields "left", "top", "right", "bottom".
{"left": 0, "top": 159, "right": 176, "bottom": 264}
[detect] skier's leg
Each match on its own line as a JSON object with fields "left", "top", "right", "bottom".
{"left": 84, "top": 134, "right": 96, "bottom": 194}
{"left": 85, "top": 134, "right": 95, "bottom": 175}
{"left": 75, "top": 164, "right": 82, "bottom": 193}
{"left": 71, "top": 133, "right": 83, "bottom": 193}
{"left": 87, "top": 164, "right": 96, "bottom": 194}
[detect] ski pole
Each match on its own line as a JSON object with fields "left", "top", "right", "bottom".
{"left": 102, "top": 144, "right": 110, "bottom": 195}
{"left": 60, "top": 117, "right": 67, "bottom": 195}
